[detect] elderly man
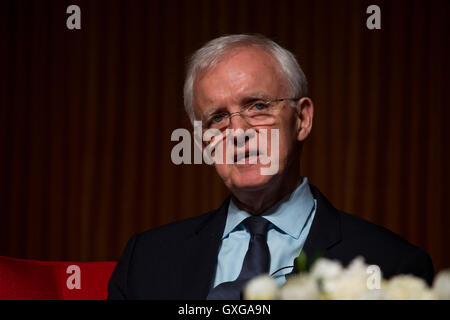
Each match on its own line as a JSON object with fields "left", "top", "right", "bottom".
{"left": 108, "top": 34, "right": 434, "bottom": 300}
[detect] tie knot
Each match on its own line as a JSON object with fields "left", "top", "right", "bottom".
{"left": 243, "top": 216, "right": 270, "bottom": 236}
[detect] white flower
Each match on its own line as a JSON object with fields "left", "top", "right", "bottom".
{"left": 279, "top": 274, "right": 320, "bottom": 300}
{"left": 432, "top": 269, "right": 450, "bottom": 300}
{"left": 243, "top": 274, "right": 279, "bottom": 300}
{"left": 310, "top": 258, "right": 343, "bottom": 282}
{"left": 385, "top": 275, "right": 437, "bottom": 300}
{"left": 324, "top": 257, "right": 372, "bottom": 300}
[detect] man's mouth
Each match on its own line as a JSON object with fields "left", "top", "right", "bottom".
{"left": 235, "top": 149, "right": 261, "bottom": 163}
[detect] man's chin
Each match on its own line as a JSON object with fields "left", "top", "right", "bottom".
{"left": 229, "top": 165, "right": 276, "bottom": 191}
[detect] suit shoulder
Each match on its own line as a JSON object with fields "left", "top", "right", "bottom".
{"left": 337, "top": 210, "right": 434, "bottom": 283}
{"left": 136, "top": 209, "right": 218, "bottom": 243}
{"left": 337, "top": 211, "right": 431, "bottom": 266}
{"left": 338, "top": 210, "right": 417, "bottom": 251}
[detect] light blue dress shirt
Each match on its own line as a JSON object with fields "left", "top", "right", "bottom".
{"left": 212, "top": 177, "right": 317, "bottom": 288}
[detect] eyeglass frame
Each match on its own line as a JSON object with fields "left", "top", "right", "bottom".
{"left": 201, "top": 97, "right": 301, "bottom": 130}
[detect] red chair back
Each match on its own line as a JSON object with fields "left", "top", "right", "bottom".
{"left": 0, "top": 256, "right": 117, "bottom": 300}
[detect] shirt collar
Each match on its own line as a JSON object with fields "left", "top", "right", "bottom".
{"left": 223, "top": 177, "right": 315, "bottom": 240}
{"left": 222, "top": 200, "right": 251, "bottom": 239}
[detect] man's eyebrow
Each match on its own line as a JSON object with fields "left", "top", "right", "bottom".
{"left": 241, "top": 93, "right": 271, "bottom": 102}
{"left": 202, "top": 107, "right": 227, "bottom": 119}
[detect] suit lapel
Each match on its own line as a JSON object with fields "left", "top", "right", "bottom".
{"left": 294, "top": 185, "right": 342, "bottom": 272}
{"left": 180, "top": 198, "right": 230, "bottom": 299}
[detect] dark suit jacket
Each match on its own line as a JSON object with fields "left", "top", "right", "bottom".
{"left": 108, "top": 185, "right": 434, "bottom": 299}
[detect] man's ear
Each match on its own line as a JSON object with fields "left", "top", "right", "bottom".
{"left": 295, "top": 97, "right": 314, "bottom": 142}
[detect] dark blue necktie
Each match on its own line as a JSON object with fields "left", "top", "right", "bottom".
{"left": 207, "top": 216, "right": 271, "bottom": 300}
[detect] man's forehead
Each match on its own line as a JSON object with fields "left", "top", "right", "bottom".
{"left": 195, "top": 48, "right": 282, "bottom": 96}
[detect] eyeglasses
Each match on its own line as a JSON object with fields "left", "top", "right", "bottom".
{"left": 202, "top": 97, "right": 300, "bottom": 131}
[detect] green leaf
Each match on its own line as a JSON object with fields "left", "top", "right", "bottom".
{"left": 295, "top": 251, "right": 308, "bottom": 273}
{"left": 309, "top": 250, "right": 324, "bottom": 268}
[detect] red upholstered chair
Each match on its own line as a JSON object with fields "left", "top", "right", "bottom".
{"left": 0, "top": 256, "right": 117, "bottom": 300}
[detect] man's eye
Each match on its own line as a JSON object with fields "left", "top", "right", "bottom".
{"left": 211, "top": 115, "right": 224, "bottom": 123}
{"left": 252, "top": 102, "right": 268, "bottom": 111}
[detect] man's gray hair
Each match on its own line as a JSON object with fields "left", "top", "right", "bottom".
{"left": 183, "top": 34, "right": 308, "bottom": 123}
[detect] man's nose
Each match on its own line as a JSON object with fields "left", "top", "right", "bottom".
{"left": 228, "top": 113, "right": 255, "bottom": 148}
{"left": 229, "top": 112, "right": 250, "bottom": 131}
